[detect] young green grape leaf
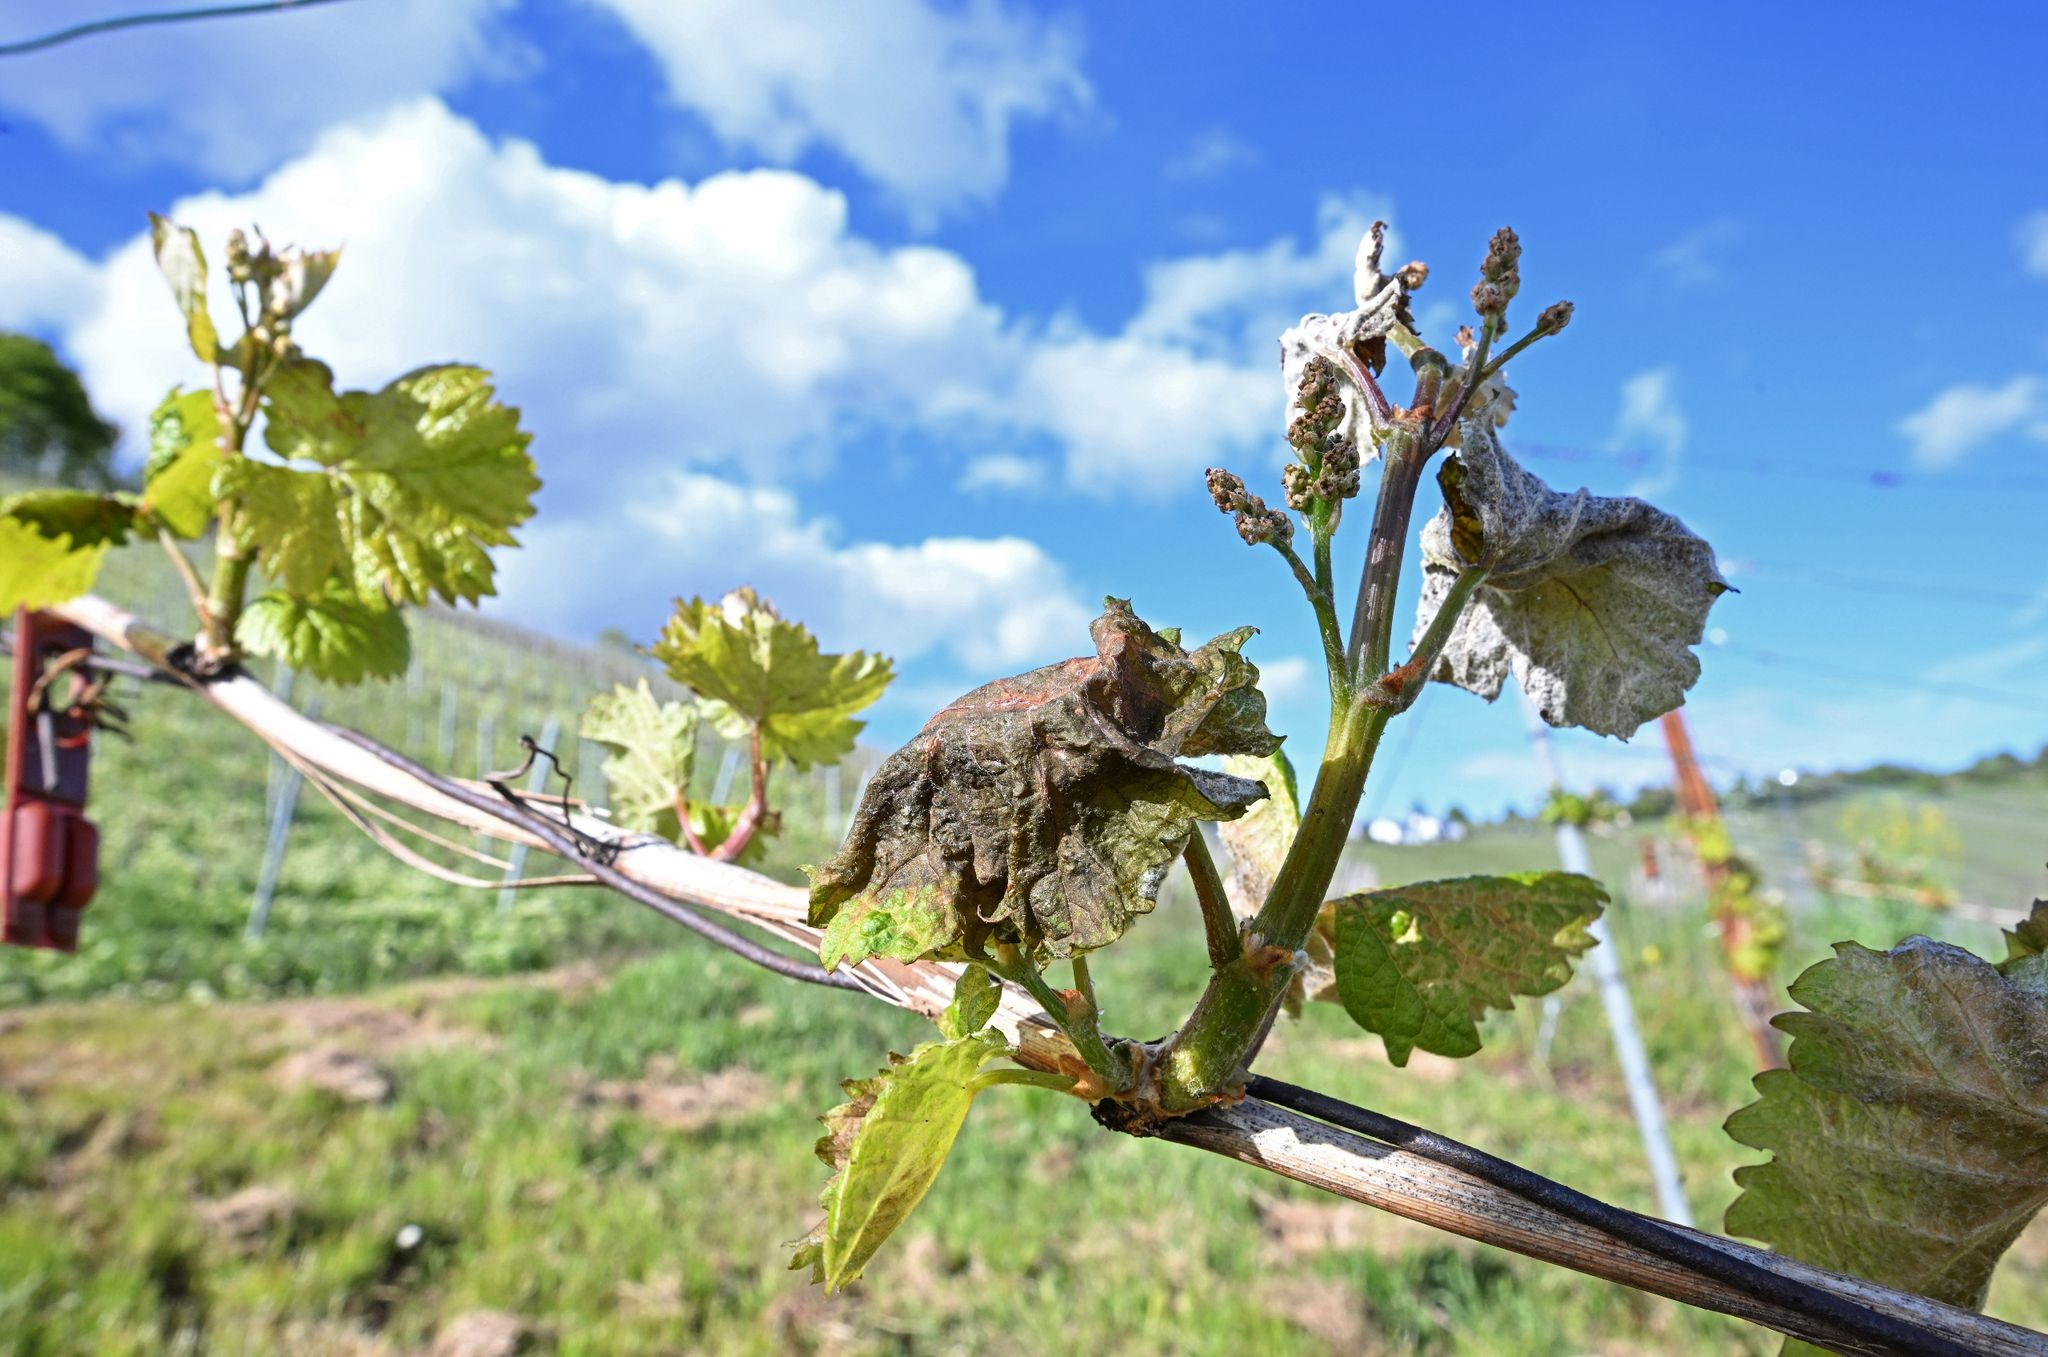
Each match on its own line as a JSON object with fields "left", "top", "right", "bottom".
{"left": 1332, "top": 872, "right": 1606, "bottom": 1066}
{"left": 236, "top": 582, "right": 410, "bottom": 684}
{"left": 1409, "top": 419, "right": 1727, "bottom": 738}
{"left": 685, "top": 802, "right": 776, "bottom": 868}
{"left": 653, "top": 588, "right": 892, "bottom": 770}
{"left": 811, "top": 598, "right": 1278, "bottom": 969}
{"left": 254, "top": 361, "right": 539, "bottom": 607}
{"left": 0, "top": 517, "right": 108, "bottom": 611}
{"left": 938, "top": 963, "right": 1000, "bottom": 1039}
{"left": 1724, "top": 932, "right": 2048, "bottom": 1334}
{"left": 790, "top": 1030, "right": 1009, "bottom": 1292}
{"left": 579, "top": 680, "right": 700, "bottom": 842}
{"left": 215, "top": 460, "right": 350, "bottom": 597}
{"left": 0, "top": 489, "right": 139, "bottom": 549}
{"left": 266, "top": 247, "right": 341, "bottom": 321}
{"left": 143, "top": 387, "right": 221, "bottom": 538}
{"left": 147, "top": 214, "right": 219, "bottom": 363}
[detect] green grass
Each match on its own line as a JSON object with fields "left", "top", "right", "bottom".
{"left": 4, "top": 529, "right": 2046, "bottom": 1352}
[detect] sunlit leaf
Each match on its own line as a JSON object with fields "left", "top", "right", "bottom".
{"left": 216, "top": 460, "right": 349, "bottom": 598}
{"left": 268, "top": 247, "right": 341, "bottom": 321}
{"left": 790, "top": 1030, "right": 1008, "bottom": 1292}
{"left": 147, "top": 213, "right": 219, "bottom": 363}
{"left": 0, "top": 489, "right": 138, "bottom": 549}
{"left": 1410, "top": 419, "right": 1728, "bottom": 738}
{"left": 236, "top": 582, "right": 410, "bottom": 684}
{"left": 654, "top": 588, "right": 892, "bottom": 771}
{"left": 143, "top": 387, "right": 222, "bottom": 539}
{"left": 578, "top": 680, "right": 699, "bottom": 842}
{"left": 811, "top": 598, "right": 1278, "bottom": 969}
{"left": 1332, "top": 872, "right": 1605, "bottom": 1065}
{"left": 0, "top": 517, "right": 107, "bottom": 611}
{"left": 1724, "top": 931, "right": 2048, "bottom": 1341}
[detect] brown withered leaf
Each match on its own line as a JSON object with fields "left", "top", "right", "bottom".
{"left": 809, "top": 598, "right": 1281, "bottom": 968}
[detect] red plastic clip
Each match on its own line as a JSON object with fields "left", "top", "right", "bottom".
{"left": 3, "top": 608, "right": 102, "bottom": 951}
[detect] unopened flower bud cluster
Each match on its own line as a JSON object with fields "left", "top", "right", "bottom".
{"left": 1206, "top": 468, "right": 1293, "bottom": 547}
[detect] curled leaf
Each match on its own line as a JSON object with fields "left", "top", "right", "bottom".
{"left": 147, "top": 213, "right": 219, "bottom": 362}
{"left": 1410, "top": 420, "right": 1727, "bottom": 738}
{"left": 791, "top": 1030, "right": 1008, "bottom": 1292}
{"left": 1725, "top": 931, "right": 2048, "bottom": 1325}
{"left": 1332, "top": 872, "right": 1606, "bottom": 1066}
{"left": 938, "top": 963, "right": 1000, "bottom": 1040}
{"left": 810, "top": 599, "right": 1279, "bottom": 969}
{"left": 1278, "top": 223, "right": 1418, "bottom": 465}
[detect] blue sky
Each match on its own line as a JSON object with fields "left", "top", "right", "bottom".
{"left": 3, "top": 0, "right": 2045, "bottom": 818}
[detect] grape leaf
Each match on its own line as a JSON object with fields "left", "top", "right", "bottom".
{"left": 2002, "top": 899, "right": 2048, "bottom": 984}
{"left": 1409, "top": 419, "right": 1728, "bottom": 738}
{"left": 1218, "top": 750, "right": 1299, "bottom": 916}
{"left": 1724, "top": 931, "right": 2048, "bottom": 1340}
{"left": 579, "top": 680, "right": 700, "bottom": 842}
{"left": 938, "top": 963, "right": 1000, "bottom": 1040}
{"left": 143, "top": 387, "right": 221, "bottom": 539}
{"left": 0, "top": 517, "right": 107, "bottom": 611}
{"left": 0, "top": 489, "right": 138, "bottom": 549}
{"left": 255, "top": 362, "right": 538, "bottom": 607}
{"left": 236, "top": 583, "right": 411, "bottom": 684}
{"left": 266, "top": 247, "right": 341, "bottom": 321}
{"left": 1332, "top": 872, "right": 1606, "bottom": 1066}
{"left": 215, "top": 460, "right": 350, "bottom": 598}
{"left": 811, "top": 598, "right": 1278, "bottom": 969}
{"left": 653, "top": 588, "right": 892, "bottom": 771}
{"left": 148, "top": 214, "right": 219, "bottom": 363}
{"left": 790, "top": 1030, "right": 1008, "bottom": 1292}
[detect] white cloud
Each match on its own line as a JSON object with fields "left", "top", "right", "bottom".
{"left": 1163, "top": 129, "right": 1259, "bottom": 182}
{"left": 3, "top": 99, "right": 1361, "bottom": 506}
{"left": 0, "top": 215, "right": 100, "bottom": 332}
{"left": 957, "top": 453, "right": 1047, "bottom": 493}
{"left": 1255, "top": 655, "right": 1314, "bottom": 704}
{"left": 0, "top": 0, "right": 518, "bottom": 181}
{"left": 587, "top": 0, "right": 1089, "bottom": 225}
{"left": 498, "top": 471, "right": 1090, "bottom": 671}
{"left": 1650, "top": 219, "right": 1742, "bottom": 289}
{"left": 1898, "top": 375, "right": 2047, "bottom": 469}
{"left": 2018, "top": 211, "right": 2048, "bottom": 279}
{"left": 1612, "top": 366, "right": 1686, "bottom": 496}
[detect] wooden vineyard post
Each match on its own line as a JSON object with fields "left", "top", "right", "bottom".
{"left": 1659, "top": 710, "right": 1784, "bottom": 1070}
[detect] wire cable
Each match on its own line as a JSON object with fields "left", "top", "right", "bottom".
{"left": 1, "top": 0, "right": 360, "bottom": 57}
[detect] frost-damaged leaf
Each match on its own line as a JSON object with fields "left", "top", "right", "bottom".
{"left": 1410, "top": 419, "right": 1728, "bottom": 738}
{"left": 938, "top": 963, "right": 1000, "bottom": 1040}
{"left": 0, "top": 517, "right": 107, "bottom": 611}
{"left": 791, "top": 1031, "right": 1008, "bottom": 1292}
{"left": 148, "top": 213, "right": 218, "bottom": 363}
{"left": 579, "top": 680, "right": 699, "bottom": 842}
{"left": 1277, "top": 222, "right": 1419, "bottom": 462}
{"left": 267, "top": 247, "right": 341, "bottom": 321}
{"left": 0, "top": 489, "right": 138, "bottom": 549}
{"left": 1216, "top": 751, "right": 1332, "bottom": 1016}
{"left": 144, "top": 387, "right": 221, "bottom": 539}
{"left": 1332, "top": 872, "right": 1605, "bottom": 1066}
{"left": 653, "top": 588, "right": 892, "bottom": 771}
{"left": 236, "top": 583, "right": 410, "bottom": 684}
{"left": 811, "top": 598, "right": 1279, "bottom": 969}
{"left": 1723, "top": 930, "right": 2048, "bottom": 1338}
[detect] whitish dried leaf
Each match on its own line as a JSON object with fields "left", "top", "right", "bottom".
{"left": 1410, "top": 420, "right": 1727, "bottom": 738}
{"left": 810, "top": 598, "right": 1279, "bottom": 968}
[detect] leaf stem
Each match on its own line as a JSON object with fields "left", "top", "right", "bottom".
{"left": 157, "top": 527, "right": 212, "bottom": 630}
{"left": 991, "top": 943, "right": 1127, "bottom": 1091}
{"left": 1272, "top": 538, "right": 1346, "bottom": 687}
{"left": 1070, "top": 953, "right": 1097, "bottom": 1015}
{"left": 710, "top": 726, "right": 770, "bottom": 863}
{"left": 968, "top": 1067, "right": 1080, "bottom": 1095}
{"left": 1184, "top": 831, "right": 1239, "bottom": 971}
{"left": 1369, "top": 566, "right": 1490, "bottom": 714}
